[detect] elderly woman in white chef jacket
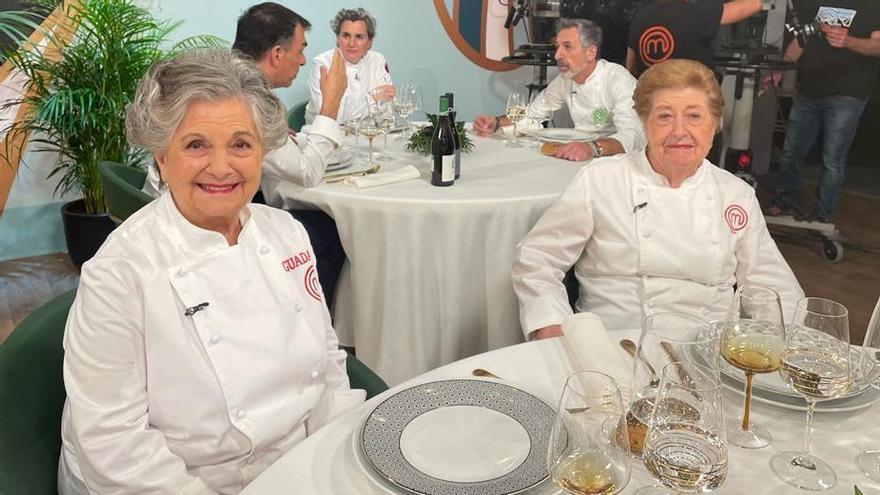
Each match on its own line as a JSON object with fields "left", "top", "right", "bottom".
{"left": 57, "top": 49, "right": 364, "bottom": 495}
{"left": 512, "top": 59, "right": 804, "bottom": 340}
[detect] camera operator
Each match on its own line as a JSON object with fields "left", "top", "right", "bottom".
{"left": 626, "top": 0, "right": 762, "bottom": 77}
{"left": 767, "top": 0, "right": 880, "bottom": 223}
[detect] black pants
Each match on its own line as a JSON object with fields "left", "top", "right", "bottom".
{"left": 289, "top": 209, "right": 346, "bottom": 309}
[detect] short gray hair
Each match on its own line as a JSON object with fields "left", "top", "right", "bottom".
{"left": 331, "top": 8, "right": 377, "bottom": 39}
{"left": 126, "top": 48, "right": 287, "bottom": 155}
{"left": 556, "top": 18, "right": 602, "bottom": 52}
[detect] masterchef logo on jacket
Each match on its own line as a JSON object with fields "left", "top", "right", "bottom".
{"left": 282, "top": 250, "right": 312, "bottom": 272}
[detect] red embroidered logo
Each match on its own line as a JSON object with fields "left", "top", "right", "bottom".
{"left": 639, "top": 26, "right": 675, "bottom": 66}
{"left": 725, "top": 204, "right": 748, "bottom": 233}
{"left": 304, "top": 265, "right": 322, "bottom": 301}
{"left": 282, "top": 251, "right": 312, "bottom": 272}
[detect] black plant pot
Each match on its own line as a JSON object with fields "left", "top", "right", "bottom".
{"left": 61, "top": 199, "right": 116, "bottom": 270}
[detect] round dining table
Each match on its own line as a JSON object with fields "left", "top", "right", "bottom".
{"left": 242, "top": 331, "right": 880, "bottom": 494}
{"left": 292, "top": 130, "right": 581, "bottom": 385}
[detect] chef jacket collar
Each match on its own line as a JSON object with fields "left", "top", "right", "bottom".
{"left": 634, "top": 149, "right": 709, "bottom": 189}
{"left": 573, "top": 58, "right": 606, "bottom": 89}
{"left": 158, "top": 191, "right": 254, "bottom": 254}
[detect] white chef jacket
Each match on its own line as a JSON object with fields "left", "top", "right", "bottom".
{"left": 511, "top": 150, "right": 804, "bottom": 337}
{"left": 59, "top": 192, "right": 364, "bottom": 494}
{"left": 304, "top": 49, "right": 393, "bottom": 125}
{"left": 525, "top": 59, "right": 645, "bottom": 152}
{"left": 143, "top": 115, "right": 342, "bottom": 198}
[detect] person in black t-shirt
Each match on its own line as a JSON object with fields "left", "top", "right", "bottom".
{"left": 767, "top": 0, "right": 880, "bottom": 223}
{"left": 626, "top": 0, "right": 761, "bottom": 77}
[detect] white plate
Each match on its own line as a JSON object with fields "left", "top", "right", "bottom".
{"left": 719, "top": 345, "right": 870, "bottom": 400}
{"left": 356, "top": 379, "right": 556, "bottom": 495}
{"left": 326, "top": 149, "right": 356, "bottom": 172}
{"left": 530, "top": 128, "right": 591, "bottom": 143}
{"left": 721, "top": 373, "right": 880, "bottom": 413}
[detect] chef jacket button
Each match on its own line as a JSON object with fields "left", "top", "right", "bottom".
{"left": 712, "top": 239, "right": 719, "bottom": 246}
{"left": 209, "top": 334, "right": 221, "bottom": 345}
{"left": 706, "top": 195, "right": 713, "bottom": 201}
{"left": 245, "top": 455, "right": 256, "bottom": 465}
{"left": 236, "top": 409, "right": 246, "bottom": 420}
{"left": 295, "top": 302, "right": 304, "bottom": 313}
{"left": 310, "top": 369, "right": 320, "bottom": 379}
{"left": 642, "top": 231, "right": 651, "bottom": 238}
{"left": 176, "top": 269, "right": 186, "bottom": 278}
{"left": 260, "top": 246, "right": 270, "bottom": 255}
{"left": 637, "top": 187, "right": 644, "bottom": 193}
{"left": 702, "top": 308, "right": 710, "bottom": 316}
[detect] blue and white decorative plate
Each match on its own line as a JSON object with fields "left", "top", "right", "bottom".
{"left": 358, "top": 379, "right": 555, "bottom": 495}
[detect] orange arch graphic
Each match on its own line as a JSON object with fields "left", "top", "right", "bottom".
{"left": 432, "top": 0, "right": 517, "bottom": 72}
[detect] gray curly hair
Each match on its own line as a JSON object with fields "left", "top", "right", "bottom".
{"left": 126, "top": 48, "right": 287, "bottom": 155}
{"left": 330, "top": 8, "right": 376, "bottom": 39}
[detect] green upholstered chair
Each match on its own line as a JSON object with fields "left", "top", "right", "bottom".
{"left": 98, "top": 161, "right": 153, "bottom": 222}
{"left": 345, "top": 351, "right": 389, "bottom": 399}
{"left": 0, "top": 289, "right": 76, "bottom": 495}
{"left": 287, "top": 100, "right": 308, "bottom": 133}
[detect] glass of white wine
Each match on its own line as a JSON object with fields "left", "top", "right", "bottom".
{"left": 506, "top": 91, "right": 526, "bottom": 148}
{"left": 720, "top": 285, "right": 785, "bottom": 449}
{"left": 771, "top": 297, "right": 851, "bottom": 491}
{"left": 548, "top": 371, "right": 631, "bottom": 495}
{"left": 637, "top": 362, "right": 728, "bottom": 495}
{"left": 369, "top": 89, "right": 395, "bottom": 160}
{"left": 857, "top": 299, "right": 880, "bottom": 482}
{"left": 629, "top": 312, "right": 718, "bottom": 458}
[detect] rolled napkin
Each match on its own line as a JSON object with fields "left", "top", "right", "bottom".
{"left": 561, "top": 312, "right": 633, "bottom": 400}
{"left": 343, "top": 165, "right": 421, "bottom": 189}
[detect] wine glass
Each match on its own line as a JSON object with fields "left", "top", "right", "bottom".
{"left": 359, "top": 98, "right": 382, "bottom": 168}
{"left": 720, "top": 286, "right": 785, "bottom": 449}
{"left": 548, "top": 371, "right": 631, "bottom": 495}
{"left": 629, "top": 312, "right": 718, "bottom": 457}
{"left": 505, "top": 91, "right": 526, "bottom": 148}
{"left": 637, "top": 362, "right": 728, "bottom": 494}
{"left": 771, "top": 297, "right": 851, "bottom": 491}
{"left": 392, "top": 84, "right": 414, "bottom": 135}
{"left": 856, "top": 297, "right": 880, "bottom": 481}
{"left": 369, "top": 90, "right": 394, "bottom": 160}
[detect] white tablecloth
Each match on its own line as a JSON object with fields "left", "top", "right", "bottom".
{"left": 243, "top": 333, "right": 880, "bottom": 495}
{"left": 295, "top": 132, "right": 580, "bottom": 385}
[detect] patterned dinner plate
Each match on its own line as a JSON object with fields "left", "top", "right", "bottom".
{"left": 357, "top": 379, "right": 556, "bottom": 495}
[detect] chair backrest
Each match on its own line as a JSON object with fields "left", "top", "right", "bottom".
{"left": 345, "top": 351, "right": 389, "bottom": 399}
{"left": 287, "top": 101, "right": 308, "bottom": 133}
{"left": 0, "top": 289, "right": 76, "bottom": 495}
{"left": 98, "top": 161, "right": 154, "bottom": 222}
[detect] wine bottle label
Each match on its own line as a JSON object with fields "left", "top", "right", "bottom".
{"left": 442, "top": 155, "right": 454, "bottom": 182}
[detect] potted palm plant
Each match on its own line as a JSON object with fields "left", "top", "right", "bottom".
{"left": 0, "top": 0, "right": 222, "bottom": 267}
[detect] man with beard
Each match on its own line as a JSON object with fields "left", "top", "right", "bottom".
{"left": 473, "top": 18, "right": 645, "bottom": 162}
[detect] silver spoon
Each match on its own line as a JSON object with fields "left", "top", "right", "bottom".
{"left": 323, "top": 164, "right": 381, "bottom": 183}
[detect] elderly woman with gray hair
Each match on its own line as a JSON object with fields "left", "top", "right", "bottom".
{"left": 305, "top": 7, "right": 394, "bottom": 124}
{"left": 58, "top": 49, "right": 364, "bottom": 494}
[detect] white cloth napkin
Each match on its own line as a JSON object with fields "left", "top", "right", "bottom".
{"left": 343, "top": 165, "right": 421, "bottom": 189}
{"left": 561, "top": 312, "right": 633, "bottom": 399}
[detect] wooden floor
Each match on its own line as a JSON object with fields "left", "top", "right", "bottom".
{"left": 1, "top": 190, "right": 879, "bottom": 346}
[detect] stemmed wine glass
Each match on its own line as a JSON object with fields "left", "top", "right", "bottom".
{"left": 505, "top": 91, "right": 526, "bottom": 148}
{"left": 771, "top": 297, "right": 852, "bottom": 491}
{"left": 720, "top": 285, "right": 786, "bottom": 449}
{"left": 359, "top": 96, "right": 383, "bottom": 168}
{"left": 637, "top": 362, "right": 728, "bottom": 494}
{"left": 856, "top": 297, "right": 880, "bottom": 481}
{"left": 629, "top": 312, "right": 718, "bottom": 458}
{"left": 548, "top": 371, "right": 631, "bottom": 495}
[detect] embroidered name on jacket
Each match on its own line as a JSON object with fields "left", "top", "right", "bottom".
{"left": 282, "top": 251, "right": 312, "bottom": 272}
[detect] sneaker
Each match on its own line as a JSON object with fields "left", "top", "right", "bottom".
{"left": 804, "top": 206, "right": 832, "bottom": 224}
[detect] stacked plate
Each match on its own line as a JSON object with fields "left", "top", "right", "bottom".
{"left": 717, "top": 345, "right": 880, "bottom": 412}
{"left": 326, "top": 149, "right": 356, "bottom": 172}
{"left": 352, "top": 379, "right": 558, "bottom": 495}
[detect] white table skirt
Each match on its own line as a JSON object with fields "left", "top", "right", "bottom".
{"left": 295, "top": 132, "right": 581, "bottom": 385}
{"left": 243, "top": 333, "right": 880, "bottom": 495}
